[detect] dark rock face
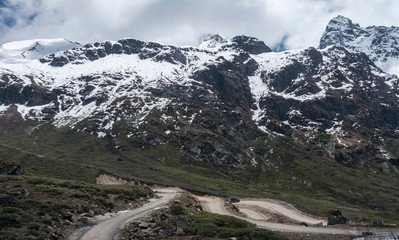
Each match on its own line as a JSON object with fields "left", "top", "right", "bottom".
{"left": 40, "top": 38, "right": 187, "bottom": 67}
{"left": 0, "top": 80, "right": 57, "bottom": 106}
{"left": 254, "top": 45, "right": 399, "bottom": 166}
{"left": 0, "top": 73, "right": 57, "bottom": 106}
{"left": 192, "top": 56, "right": 253, "bottom": 109}
{"left": 327, "top": 210, "right": 349, "bottom": 225}
{"left": 0, "top": 161, "right": 25, "bottom": 175}
{"left": 231, "top": 35, "right": 272, "bottom": 54}
{"left": 126, "top": 54, "right": 261, "bottom": 168}
{"left": 258, "top": 46, "right": 399, "bottom": 132}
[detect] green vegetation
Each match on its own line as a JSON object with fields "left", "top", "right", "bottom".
{"left": 163, "top": 203, "right": 289, "bottom": 240}
{"left": 27, "top": 222, "right": 41, "bottom": 230}
{"left": 0, "top": 175, "right": 152, "bottom": 239}
{"left": 1, "top": 121, "right": 399, "bottom": 226}
{"left": 169, "top": 203, "right": 188, "bottom": 215}
{"left": 0, "top": 212, "right": 21, "bottom": 226}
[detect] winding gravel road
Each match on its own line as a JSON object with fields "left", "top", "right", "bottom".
{"left": 196, "top": 195, "right": 399, "bottom": 237}
{"left": 69, "top": 187, "right": 181, "bottom": 240}
{"left": 69, "top": 188, "right": 398, "bottom": 239}
{"left": 235, "top": 199, "right": 327, "bottom": 225}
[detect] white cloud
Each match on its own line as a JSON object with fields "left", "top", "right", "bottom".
{"left": 0, "top": 0, "right": 398, "bottom": 50}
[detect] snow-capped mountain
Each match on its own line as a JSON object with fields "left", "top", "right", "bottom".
{"left": 0, "top": 38, "right": 80, "bottom": 63}
{"left": 0, "top": 29, "right": 398, "bottom": 170}
{"left": 319, "top": 15, "right": 399, "bottom": 76}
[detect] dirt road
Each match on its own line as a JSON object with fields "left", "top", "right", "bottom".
{"left": 69, "top": 187, "right": 181, "bottom": 240}
{"left": 196, "top": 195, "right": 399, "bottom": 237}
{"left": 239, "top": 208, "right": 268, "bottom": 220}
{"left": 69, "top": 187, "right": 398, "bottom": 239}
{"left": 235, "top": 199, "right": 326, "bottom": 225}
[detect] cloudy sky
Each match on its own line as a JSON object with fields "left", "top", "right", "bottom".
{"left": 0, "top": 0, "right": 398, "bottom": 50}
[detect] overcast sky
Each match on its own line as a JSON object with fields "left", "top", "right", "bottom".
{"left": 0, "top": 0, "right": 398, "bottom": 50}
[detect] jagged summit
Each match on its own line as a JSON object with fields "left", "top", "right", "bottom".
{"left": 319, "top": 15, "right": 365, "bottom": 49}
{"left": 324, "top": 15, "right": 359, "bottom": 32}
{"left": 231, "top": 35, "right": 272, "bottom": 54}
{"left": 199, "top": 34, "right": 228, "bottom": 49}
{"left": 199, "top": 34, "right": 272, "bottom": 54}
{"left": 319, "top": 15, "right": 399, "bottom": 76}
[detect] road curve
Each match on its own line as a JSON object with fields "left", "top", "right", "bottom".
{"left": 235, "top": 199, "right": 326, "bottom": 225}
{"left": 69, "top": 187, "right": 180, "bottom": 240}
{"left": 239, "top": 208, "right": 268, "bottom": 221}
{"left": 196, "top": 195, "right": 399, "bottom": 236}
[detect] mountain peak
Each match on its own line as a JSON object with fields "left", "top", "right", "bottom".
{"left": 319, "top": 15, "right": 399, "bottom": 76}
{"left": 199, "top": 34, "right": 272, "bottom": 54}
{"left": 198, "top": 34, "right": 228, "bottom": 49}
{"left": 323, "top": 15, "right": 363, "bottom": 36}
{"left": 326, "top": 15, "right": 354, "bottom": 30}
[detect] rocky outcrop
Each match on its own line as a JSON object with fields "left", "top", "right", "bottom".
{"left": 0, "top": 161, "right": 25, "bottom": 175}
{"left": 327, "top": 210, "right": 349, "bottom": 225}
{"left": 231, "top": 35, "right": 272, "bottom": 54}
{"left": 96, "top": 174, "right": 137, "bottom": 185}
{"left": 0, "top": 82, "right": 57, "bottom": 106}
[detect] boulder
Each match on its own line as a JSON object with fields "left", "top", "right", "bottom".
{"left": 138, "top": 221, "right": 149, "bottom": 229}
{"left": 175, "top": 227, "right": 185, "bottom": 236}
{"left": 78, "top": 217, "right": 89, "bottom": 224}
{"left": 327, "top": 210, "right": 349, "bottom": 225}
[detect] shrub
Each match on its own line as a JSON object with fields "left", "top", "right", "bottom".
{"left": 0, "top": 206, "right": 22, "bottom": 214}
{"left": 196, "top": 223, "right": 218, "bottom": 237}
{"left": 157, "top": 221, "right": 176, "bottom": 231}
{"left": 95, "top": 197, "right": 114, "bottom": 209}
{"left": 26, "top": 176, "right": 54, "bottom": 185}
{"left": 0, "top": 213, "right": 21, "bottom": 226}
{"left": 7, "top": 188, "right": 23, "bottom": 196}
{"left": 46, "top": 199, "right": 73, "bottom": 210}
{"left": 45, "top": 187, "right": 65, "bottom": 195}
{"left": 27, "top": 222, "right": 41, "bottom": 230}
{"left": 0, "top": 175, "right": 24, "bottom": 182}
{"left": 69, "top": 191, "right": 90, "bottom": 198}
{"left": 169, "top": 203, "right": 188, "bottom": 215}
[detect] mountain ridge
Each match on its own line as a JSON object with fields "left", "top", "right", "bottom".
{"left": 1, "top": 16, "right": 399, "bottom": 225}
{"left": 0, "top": 31, "right": 398, "bottom": 168}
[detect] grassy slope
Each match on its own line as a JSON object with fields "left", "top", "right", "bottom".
{"left": 1, "top": 123, "right": 399, "bottom": 224}
{"left": 0, "top": 175, "right": 152, "bottom": 239}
